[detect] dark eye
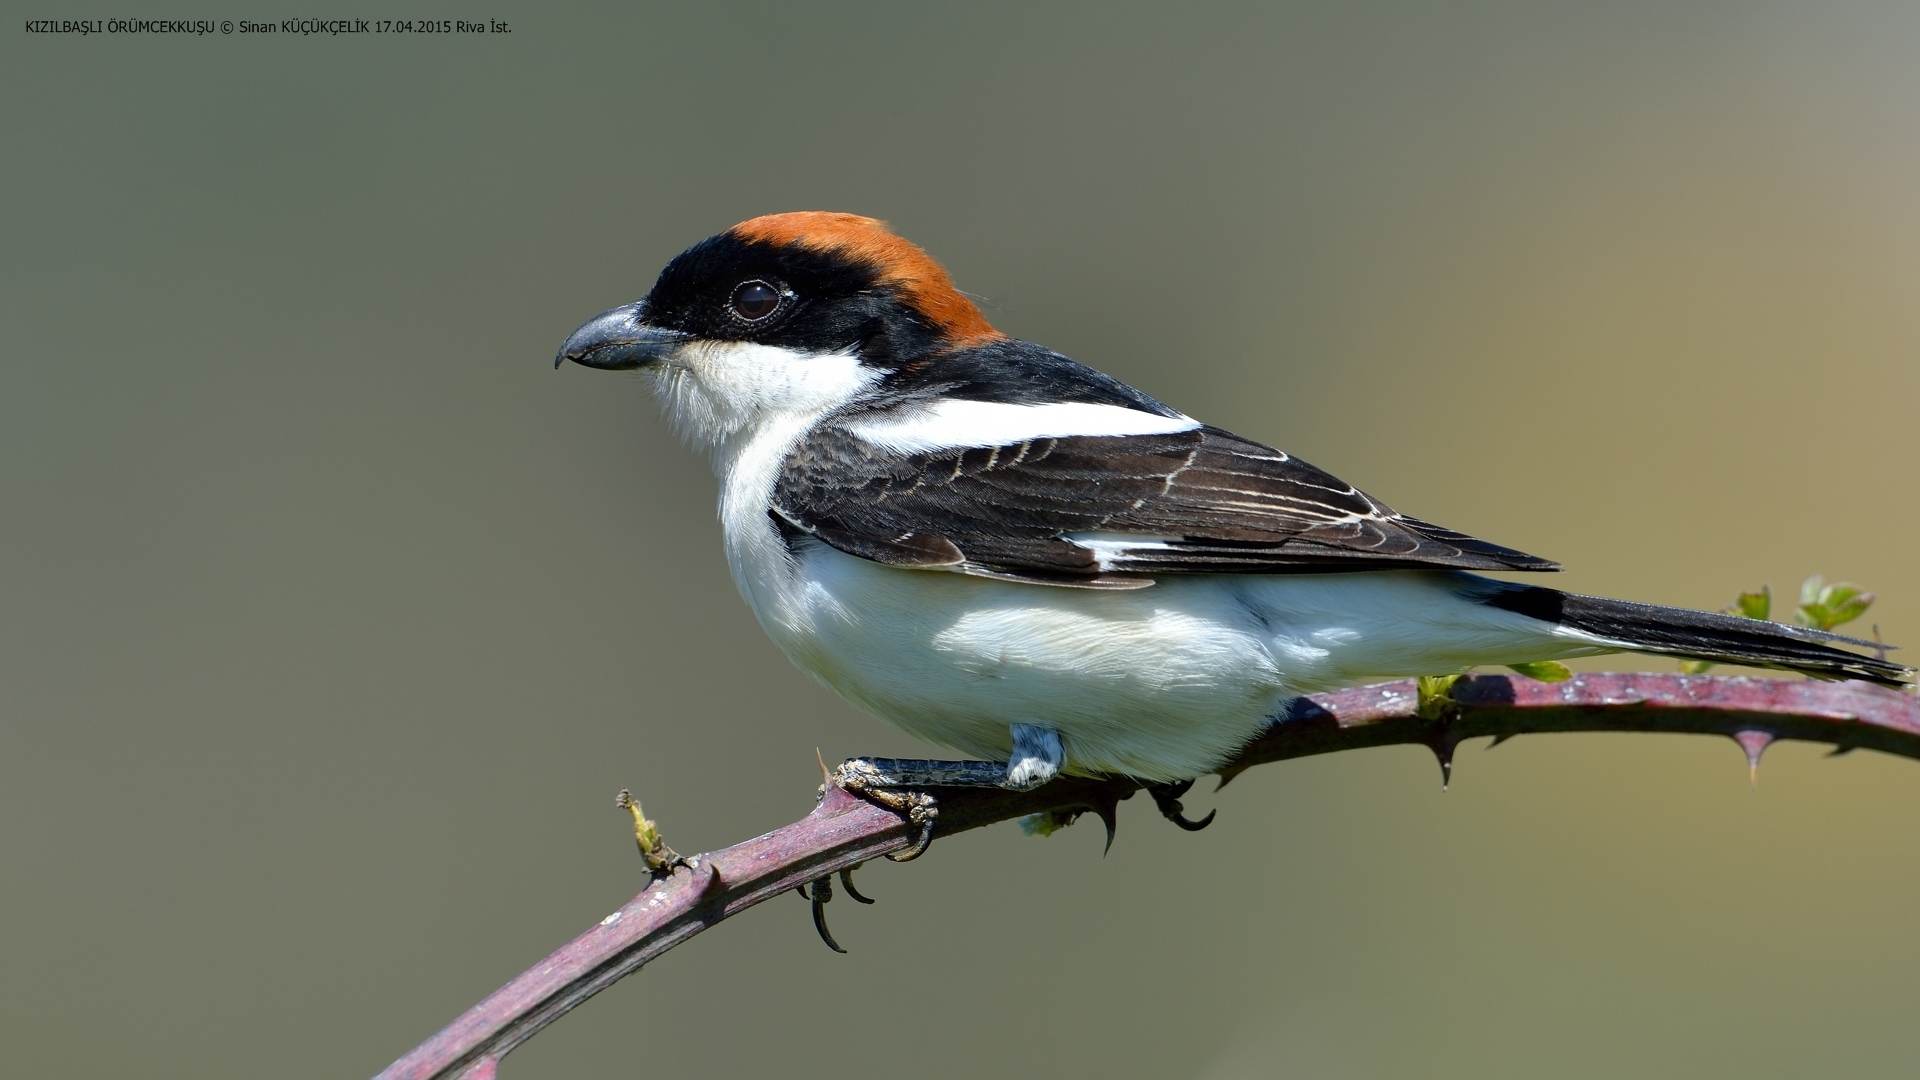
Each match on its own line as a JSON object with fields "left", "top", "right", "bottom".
{"left": 729, "top": 280, "right": 782, "bottom": 322}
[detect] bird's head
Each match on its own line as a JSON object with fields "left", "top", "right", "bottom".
{"left": 556, "top": 213, "right": 1002, "bottom": 448}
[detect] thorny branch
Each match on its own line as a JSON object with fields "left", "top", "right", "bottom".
{"left": 373, "top": 673, "right": 1920, "bottom": 1080}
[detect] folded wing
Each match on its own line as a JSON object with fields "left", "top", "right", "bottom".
{"left": 773, "top": 424, "right": 1558, "bottom": 588}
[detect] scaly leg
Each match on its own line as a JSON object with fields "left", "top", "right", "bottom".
{"left": 1005, "top": 724, "right": 1065, "bottom": 791}
{"left": 832, "top": 724, "right": 1067, "bottom": 861}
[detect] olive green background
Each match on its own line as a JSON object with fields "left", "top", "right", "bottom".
{"left": 6, "top": 4, "right": 1920, "bottom": 1078}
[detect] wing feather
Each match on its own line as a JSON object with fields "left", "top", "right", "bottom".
{"left": 773, "top": 423, "right": 1557, "bottom": 585}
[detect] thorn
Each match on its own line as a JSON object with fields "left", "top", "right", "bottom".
{"left": 838, "top": 867, "right": 875, "bottom": 904}
{"left": 1732, "top": 729, "right": 1773, "bottom": 787}
{"left": 815, "top": 747, "right": 831, "bottom": 786}
{"left": 1426, "top": 732, "right": 1462, "bottom": 791}
{"left": 1826, "top": 744, "right": 1857, "bottom": 758}
{"left": 808, "top": 874, "right": 847, "bottom": 953}
{"left": 793, "top": 883, "right": 809, "bottom": 900}
{"left": 1090, "top": 791, "right": 1121, "bottom": 855}
{"left": 1487, "top": 733, "right": 1517, "bottom": 749}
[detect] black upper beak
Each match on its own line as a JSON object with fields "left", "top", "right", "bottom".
{"left": 554, "top": 302, "right": 689, "bottom": 370}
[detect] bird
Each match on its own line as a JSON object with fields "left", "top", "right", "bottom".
{"left": 555, "top": 211, "right": 1909, "bottom": 822}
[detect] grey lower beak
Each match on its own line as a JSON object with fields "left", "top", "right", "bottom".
{"left": 554, "top": 302, "right": 689, "bottom": 370}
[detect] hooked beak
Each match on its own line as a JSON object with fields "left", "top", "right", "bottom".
{"left": 554, "top": 301, "right": 690, "bottom": 370}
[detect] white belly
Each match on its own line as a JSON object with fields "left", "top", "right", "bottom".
{"left": 745, "top": 541, "right": 1601, "bottom": 781}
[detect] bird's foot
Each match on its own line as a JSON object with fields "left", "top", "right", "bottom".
{"left": 1144, "top": 779, "right": 1217, "bottom": 831}
{"left": 815, "top": 752, "right": 1037, "bottom": 951}
{"left": 828, "top": 757, "right": 994, "bottom": 862}
{"left": 831, "top": 727, "right": 1066, "bottom": 860}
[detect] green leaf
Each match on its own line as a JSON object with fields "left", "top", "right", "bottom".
{"left": 1019, "top": 811, "right": 1076, "bottom": 837}
{"left": 1508, "top": 661, "right": 1573, "bottom": 682}
{"left": 1800, "top": 574, "right": 1826, "bottom": 609}
{"left": 1678, "top": 659, "right": 1715, "bottom": 675}
{"left": 1417, "top": 674, "right": 1462, "bottom": 720}
{"left": 1821, "top": 583, "right": 1864, "bottom": 607}
{"left": 1729, "top": 585, "right": 1771, "bottom": 621}
{"left": 1813, "top": 583, "right": 1871, "bottom": 624}
{"left": 1795, "top": 576, "right": 1874, "bottom": 631}
{"left": 1824, "top": 591, "right": 1875, "bottom": 628}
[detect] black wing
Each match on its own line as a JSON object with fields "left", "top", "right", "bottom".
{"left": 772, "top": 424, "right": 1558, "bottom": 588}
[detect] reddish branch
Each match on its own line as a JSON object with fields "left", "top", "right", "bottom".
{"left": 373, "top": 673, "right": 1920, "bottom": 1080}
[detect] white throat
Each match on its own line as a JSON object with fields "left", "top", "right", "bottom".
{"left": 646, "top": 339, "right": 875, "bottom": 451}
{"left": 644, "top": 340, "right": 878, "bottom": 626}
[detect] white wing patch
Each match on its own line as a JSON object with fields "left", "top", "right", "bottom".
{"left": 1064, "top": 532, "right": 1184, "bottom": 572}
{"left": 844, "top": 400, "right": 1200, "bottom": 454}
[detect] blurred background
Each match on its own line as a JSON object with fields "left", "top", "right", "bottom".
{"left": 5, "top": 3, "right": 1920, "bottom": 1077}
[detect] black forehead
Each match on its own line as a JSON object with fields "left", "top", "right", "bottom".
{"left": 644, "top": 232, "right": 883, "bottom": 314}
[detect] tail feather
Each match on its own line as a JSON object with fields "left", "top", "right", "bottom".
{"left": 1481, "top": 584, "right": 1911, "bottom": 687}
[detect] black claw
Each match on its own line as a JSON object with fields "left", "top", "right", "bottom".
{"left": 808, "top": 875, "right": 847, "bottom": 954}
{"left": 885, "top": 807, "right": 937, "bottom": 862}
{"left": 1171, "top": 807, "right": 1217, "bottom": 831}
{"left": 839, "top": 868, "right": 876, "bottom": 904}
{"left": 1147, "top": 781, "right": 1216, "bottom": 832}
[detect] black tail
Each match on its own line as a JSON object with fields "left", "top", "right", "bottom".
{"left": 1480, "top": 584, "right": 1911, "bottom": 687}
